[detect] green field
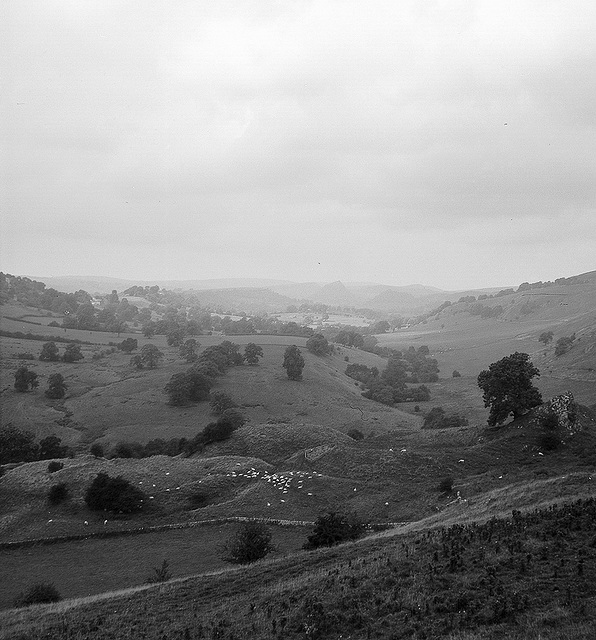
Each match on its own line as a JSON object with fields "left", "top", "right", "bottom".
{"left": 0, "top": 523, "right": 310, "bottom": 610}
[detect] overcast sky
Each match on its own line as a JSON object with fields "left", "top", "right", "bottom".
{"left": 2, "top": 1, "right": 595, "bottom": 290}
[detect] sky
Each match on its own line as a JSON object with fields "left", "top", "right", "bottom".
{"left": 1, "top": 0, "right": 595, "bottom": 290}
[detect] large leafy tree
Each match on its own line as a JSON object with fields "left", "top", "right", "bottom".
{"left": 283, "top": 345, "right": 305, "bottom": 380}
{"left": 179, "top": 338, "right": 199, "bottom": 363}
{"left": 244, "top": 343, "right": 263, "bottom": 365}
{"left": 477, "top": 352, "right": 542, "bottom": 426}
{"left": 140, "top": 344, "right": 163, "bottom": 369}
{"left": 306, "top": 333, "right": 331, "bottom": 356}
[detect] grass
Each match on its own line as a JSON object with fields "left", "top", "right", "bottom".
{"left": 0, "top": 522, "right": 310, "bottom": 610}
{"left": 2, "top": 497, "right": 596, "bottom": 639}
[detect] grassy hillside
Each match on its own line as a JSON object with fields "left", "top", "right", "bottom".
{"left": 2, "top": 496, "right": 596, "bottom": 639}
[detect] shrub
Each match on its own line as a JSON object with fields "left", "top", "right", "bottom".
{"left": 541, "top": 411, "right": 559, "bottom": 430}
{"left": 304, "top": 511, "right": 367, "bottom": 549}
{"left": 84, "top": 472, "right": 146, "bottom": 514}
{"left": 187, "top": 491, "right": 210, "bottom": 509}
{"left": 540, "top": 432, "right": 561, "bottom": 451}
{"left": 347, "top": 428, "right": 364, "bottom": 441}
{"left": 48, "top": 482, "right": 69, "bottom": 504}
{"left": 283, "top": 345, "right": 305, "bottom": 380}
{"left": 39, "top": 435, "right": 71, "bottom": 460}
{"left": 14, "top": 582, "right": 62, "bottom": 607}
{"left": 423, "top": 407, "right": 469, "bottom": 429}
{"left": 210, "top": 391, "right": 237, "bottom": 415}
{"left": 0, "top": 426, "right": 39, "bottom": 464}
{"left": 221, "top": 522, "right": 274, "bottom": 564}
{"left": 452, "top": 370, "right": 461, "bottom": 378}
{"left": 202, "top": 419, "right": 236, "bottom": 445}
{"left": 47, "top": 461, "right": 63, "bottom": 473}
{"left": 110, "top": 441, "right": 143, "bottom": 459}
{"left": 555, "top": 335, "right": 576, "bottom": 357}
{"left": 145, "top": 559, "right": 172, "bottom": 584}
{"left": 220, "top": 408, "right": 246, "bottom": 430}
{"left": 39, "top": 342, "right": 60, "bottom": 362}
{"left": 438, "top": 476, "right": 454, "bottom": 493}
{"left": 14, "top": 366, "right": 39, "bottom": 392}
{"left": 62, "top": 344, "right": 84, "bottom": 363}
{"left": 45, "top": 373, "right": 67, "bottom": 399}
{"left": 90, "top": 443, "right": 104, "bottom": 458}
{"left": 17, "top": 352, "right": 36, "bottom": 360}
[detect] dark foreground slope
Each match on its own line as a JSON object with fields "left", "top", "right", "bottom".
{"left": 2, "top": 497, "right": 596, "bottom": 639}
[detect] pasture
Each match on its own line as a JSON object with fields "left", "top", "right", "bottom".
{"left": 0, "top": 522, "right": 310, "bottom": 611}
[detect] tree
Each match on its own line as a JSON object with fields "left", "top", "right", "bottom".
{"left": 142, "top": 321, "right": 156, "bottom": 338}
{"left": 39, "top": 435, "right": 70, "bottom": 459}
{"left": 39, "top": 341, "right": 60, "bottom": 361}
{"left": 84, "top": 472, "right": 145, "bottom": 514}
{"left": 477, "top": 352, "right": 542, "bottom": 426}
{"left": 210, "top": 391, "right": 237, "bottom": 415}
{"left": 306, "top": 333, "right": 331, "bottom": 356}
{"left": 130, "top": 354, "right": 144, "bottom": 369}
{"left": 221, "top": 522, "right": 274, "bottom": 564}
{"left": 283, "top": 345, "right": 305, "bottom": 380}
{"left": 140, "top": 344, "right": 163, "bottom": 368}
{"left": 165, "top": 369, "right": 212, "bottom": 405}
{"left": 244, "top": 343, "right": 264, "bottom": 365}
{"left": 304, "top": 511, "right": 367, "bottom": 549}
{"left": 179, "top": 338, "right": 199, "bottom": 363}
{"left": 0, "top": 426, "right": 39, "bottom": 463}
{"left": 62, "top": 344, "right": 84, "bottom": 362}
{"left": 539, "top": 331, "right": 554, "bottom": 346}
{"left": 165, "top": 373, "right": 193, "bottom": 406}
{"left": 118, "top": 338, "right": 138, "bottom": 353}
{"left": 167, "top": 327, "right": 186, "bottom": 347}
{"left": 372, "top": 320, "right": 390, "bottom": 334}
{"left": 14, "top": 366, "right": 39, "bottom": 392}
{"left": 45, "top": 373, "right": 67, "bottom": 399}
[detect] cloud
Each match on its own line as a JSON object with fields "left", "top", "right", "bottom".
{"left": 2, "top": 0, "right": 595, "bottom": 288}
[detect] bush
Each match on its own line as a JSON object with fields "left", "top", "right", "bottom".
{"left": 304, "top": 511, "right": 367, "bottom": 549}
{"left": 90, "top": 443, "right": 104, "bottom": 458}
{"left": 438, "top": 476, "right": 454, "bottom": 493}
{"left": 145, "top": 559, "right": 172, "bottom": 584}
{"left": 220, "top": 408, "right": 246, "bottom": 430}
{"left": 48, "top": 483, "right": 69, "bottom": 505}
{"left": 187, "top": 491, "right": 210, "bottom": 509}
{"left": 39, "top": 342, "right": 60, "bottom": 362}
{"left": 14, "top": 366, "right": 39, "bottom": 392}
{"left": 45, "top": 373, "right": 67, "bottom": 399}
{"left": 62, "top": 344, "right": 84, "bottom": 363}
{"left": 210, "top": 391, "right": 237, "bottom": 415}
{"left": 14, "top": 582, "right": 62, "bottom": 607}
{"left": 47, "top": 461, "right": 63, "bottom": 473}
{"left": 452, "top": 370, "right": 461, "bottom": 378}
{"left": 202, "top": 419, "right": 236, "bottom": 445}
{"left": 347, "top": 428, "right": 364, "bottom": 441}
{"left": 39, "top": 435, "right": 71, "bottom": 460}
{"left": 17, "top": 352, "right": 36, "bottom": 360}
{"left": 110, "top": 441, "right": 143, "bottom": 459}
{"left": 221, "top": 522, "right": 274, "bottom": 564}
{"left": 540, "top": 431, "right": 561, "bottom": 451}
{"left": 84, "top": 472, "right": 146, "bottom": 514}
{"left": 423, "top": 407, "right": 469, "bottom": 429}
